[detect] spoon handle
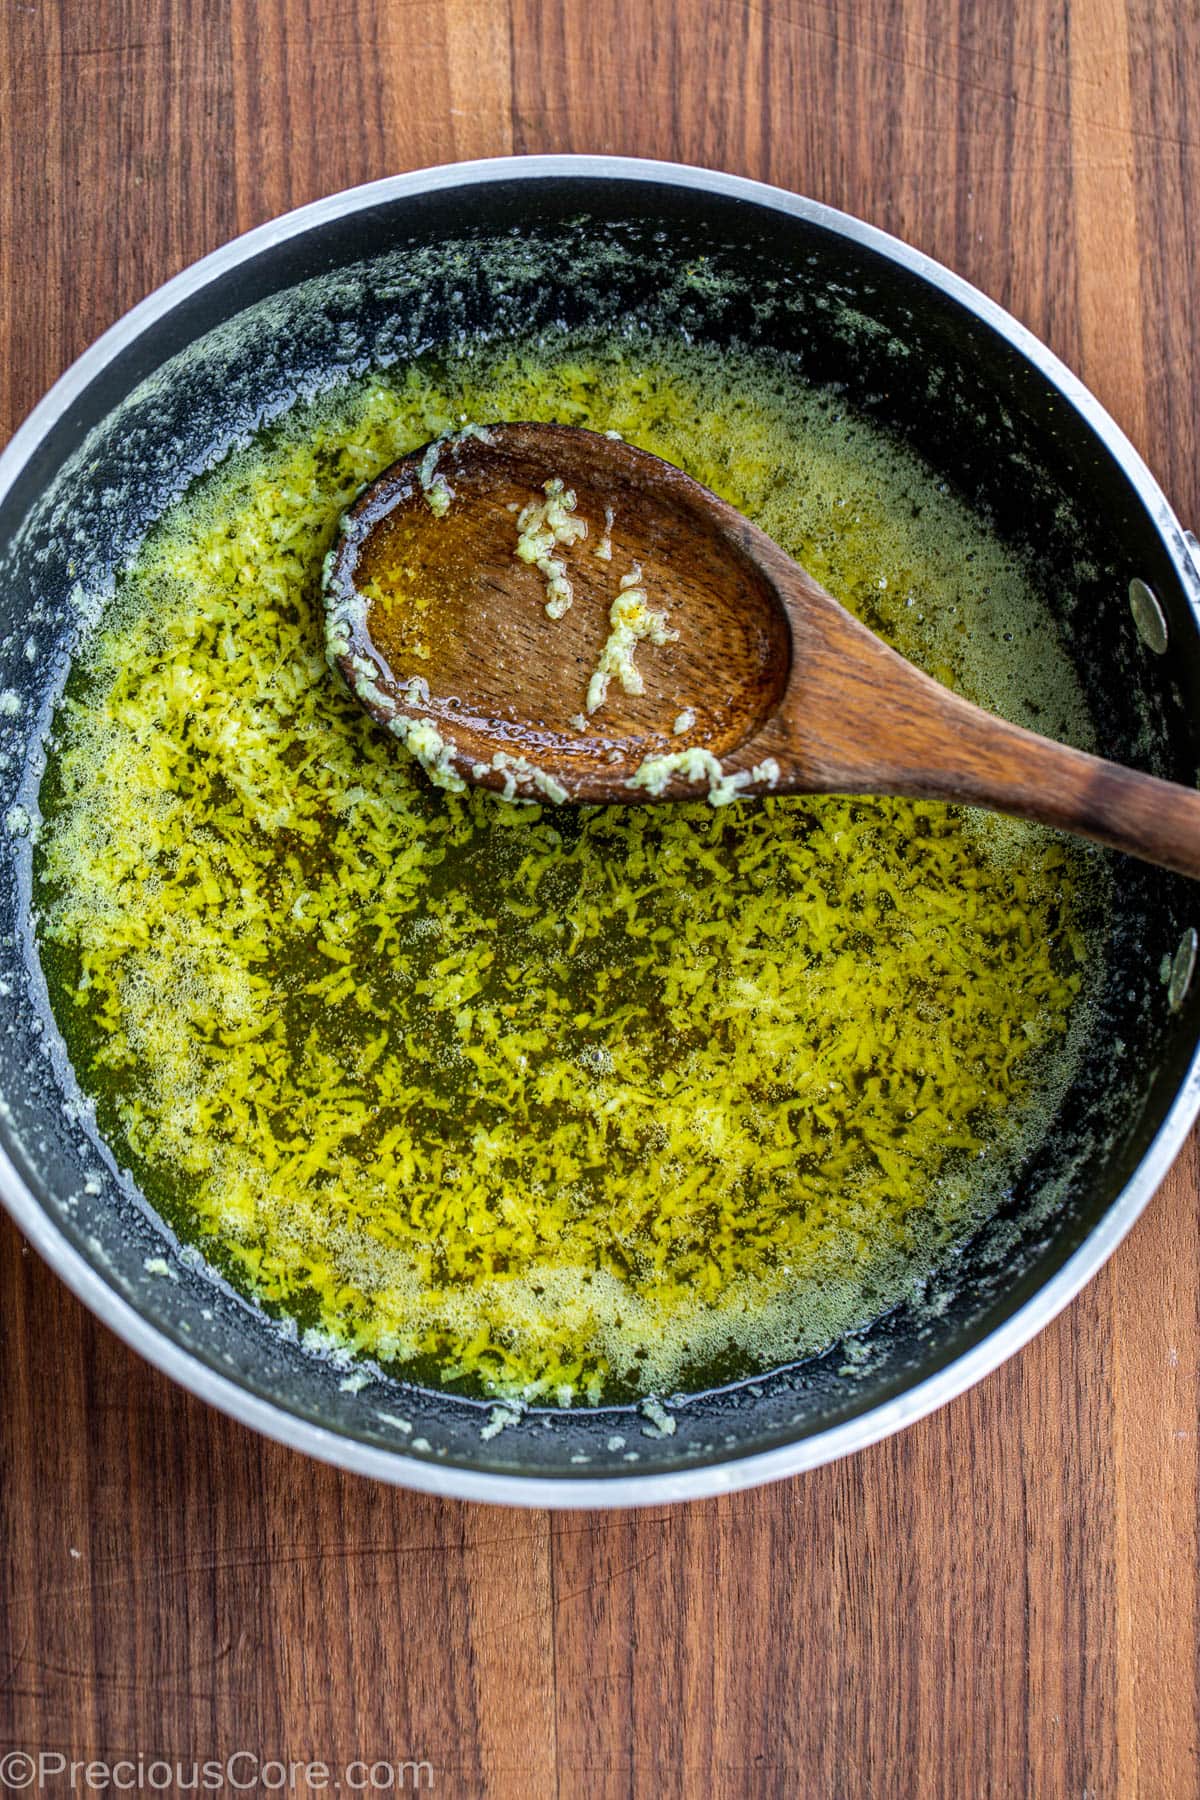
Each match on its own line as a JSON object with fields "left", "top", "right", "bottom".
{"left": 768, "top": 574, "right": 1200, "bottom": 881}
{"left": 877, "top": 696, "right": 1200, "bottom": 881}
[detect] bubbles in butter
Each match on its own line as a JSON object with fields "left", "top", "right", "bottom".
{"left": 34, "top": 329, "right": 1107, "bottom": 1405}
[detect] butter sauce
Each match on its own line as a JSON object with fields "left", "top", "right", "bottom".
{"left": 35, "top": 330, "right": 1105, "bottom": 1404}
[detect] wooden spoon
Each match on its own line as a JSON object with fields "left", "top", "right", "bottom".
{"left": 323, "top": 421, "right": 1200, "bottom": 878}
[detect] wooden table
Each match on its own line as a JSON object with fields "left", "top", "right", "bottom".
{"left": 2, "top": 2, "right": 1198, "bottom": 1794}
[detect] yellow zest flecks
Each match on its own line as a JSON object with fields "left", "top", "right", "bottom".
{"left": 35, "top": 332, "right": 1102, "bottom": 1405}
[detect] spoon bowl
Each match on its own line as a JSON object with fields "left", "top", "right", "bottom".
{"left": 323, "top": 422, "right": 793, "bottom": 801}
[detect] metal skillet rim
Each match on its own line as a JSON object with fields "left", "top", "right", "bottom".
{"left": 2, "top": 153, "right": 1199, "bottom": 1508}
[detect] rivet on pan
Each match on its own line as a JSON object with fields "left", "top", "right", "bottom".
{"left": 1129, "top": 578, "right": 1168, "bottom": 655}
{"left": 1168, "top": 927, "right": 1197, "bottom": 1013}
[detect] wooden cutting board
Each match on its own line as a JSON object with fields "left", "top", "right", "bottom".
{"left": 1, "top": 2, "right": 1197, "bottom": 1794}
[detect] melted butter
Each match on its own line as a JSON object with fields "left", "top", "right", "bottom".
{"left": 35, "top": 330, "right": 1106, "bottom": 1405}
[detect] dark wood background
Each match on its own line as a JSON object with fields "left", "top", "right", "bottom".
{"left": 2, "top": 2, "right": 1198, "bottom": 1794}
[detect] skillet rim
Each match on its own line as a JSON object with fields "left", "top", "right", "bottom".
{"left": 2, "top": 152, "right": 1198, "bottom": 1507}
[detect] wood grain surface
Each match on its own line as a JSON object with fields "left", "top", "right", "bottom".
{"left": 2, "top": 2, "right": 1198, "bottom": 1795}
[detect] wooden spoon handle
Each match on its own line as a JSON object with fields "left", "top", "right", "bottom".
{"left": 879, "top": 696, "right": 1200, "bottom": 881}
{"left": 762, "top": 571, "right": 1200, "bottom": 880}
